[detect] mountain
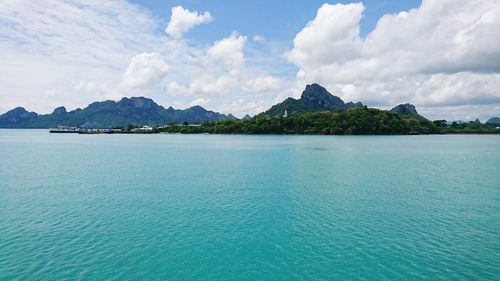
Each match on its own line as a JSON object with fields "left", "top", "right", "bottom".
{"left": 226, "top": 114, "right": 238, "bottom": 120}
{"left": 0, "top": 107, "right": 39, "bottom": 126}
{"left": 0, "top": 97, "right": 234, "bottom": 128}
{"left": 390, "top": 103, "right": 418, "bottom": 116}
{"left": 262, "top": 83, "right": 363, "bottom": 116}
{"left": 390, "top": 103, "right": 428, "bottom": 120}
{"left": 486, "top": 117, "right": 500, "bottom": 124}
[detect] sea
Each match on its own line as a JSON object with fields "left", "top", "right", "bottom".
{"left": 1, "top": 129, "right": 499, "bottom": 280}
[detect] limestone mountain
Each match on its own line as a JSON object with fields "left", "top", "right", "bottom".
{"left": 262, "top": 83, "right": 363, "bottom": 116}
{"left": 389, "top": 103, "right": 430, "bottom": 120}
{"left": 0, "top": 97, "right": 235, "bottom": 128}
{"left": 390, "top": 103, "right": 419, "bottom": 116}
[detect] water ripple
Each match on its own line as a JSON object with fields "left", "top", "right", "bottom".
{"left": 0, "top": 132, "right": 499, "bottom": 280}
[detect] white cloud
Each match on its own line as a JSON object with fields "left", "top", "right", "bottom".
{"left": 253, "top": 35, "right": 265, "bottom": 42}
{"left": 287, "top": 0, "right": 500, "bottom": 120}
{"left": 189, "top": 97, "right": 210, "bottom": 107}
{"left": 45, "top": 89, "right": 57, "bottom": 98}
{"left": 417, "top": 104, "right": 500, "bottom": 123}
{"left": 167, "top": 74, "right": 235, "bottom": 96}
{"left": 242, "top": 76, "right": 282, "bottom": 93}
{"left": 163, "top": 31, "right": 291, "bottom": 114}
{"left": 220, "top": 98, "right": 267, "bottom": 117}
{"left": 165, "top": 33, "right": 250, "bottom": 96}
{"left": 0, "top": 1, "right": 288, "bottom": 117}
{"left": 0, "top": 0, "right": 162, "bottom": 113}
{"left": 207, "top": 32, "right": 247, "bottom": 68}
{"left": 413, "top": 73, "right": 500, "bottom": 107}
{"left": 121, "top": 52, "right": 168, "bottom": 89}
{"left": 0, "top": 0, "right": 160, "bottom": 66}
{"left": 2, "top": 0, "right": 497, "bottom": 121}
{"left": 165, "top": 6, "right": 213, "bottom": 39}
{"left": 361, "top": 0, "right": 500, "bottom": 75}
{"left": 286, "top": 3, "right": 364, "bottom": 68}
{"left": 73, "top": 81, "right": 112, "bottom": 100}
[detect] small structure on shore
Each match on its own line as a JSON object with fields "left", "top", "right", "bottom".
{"left": 49, "top": 126, "right": 79, "bottom": 133}
{"left": 79, "top": 128, "right": 117, "bottom": 134}
{"left": 131, "top": 126, "right": 153, "bottom": 133}
{"left": 158, "top": 123, "right": 201, "bottom": 128}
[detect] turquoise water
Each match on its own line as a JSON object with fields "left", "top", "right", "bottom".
{"left": 0, "top": 130, "right": 499, "bottom": 280}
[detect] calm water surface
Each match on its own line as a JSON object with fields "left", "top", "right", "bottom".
{"left": 0, "top": 130, "right": 499, "bottom": 280}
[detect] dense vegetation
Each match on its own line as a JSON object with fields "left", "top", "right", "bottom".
{"left": 2, "top": 83, "right": 498, "bottom": 135}
{"left": 433, "top": 119, "right": 500, "bottom": 134}
{"left": 156, "top": 107, "right": 442, "bottom": 135}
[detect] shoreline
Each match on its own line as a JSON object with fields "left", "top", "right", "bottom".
{"left": 0, "top": 128, "right": 499, "bottom": 135}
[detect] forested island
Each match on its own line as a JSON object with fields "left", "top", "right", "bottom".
{"left": 154, "top": 108, "right": 500, "bottom": 135}
{"left": 154, "top": 84, "right": 499, "bottom": 135}
{"left": 1, "top": 83, "right": 499, "bottom": 135}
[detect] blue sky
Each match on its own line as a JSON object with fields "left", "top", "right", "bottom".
{"left": 130, "top": 0, "right": 421, "bottom": 41}
{"left": 0, "top": 0, "right": 498, "bottom": 121}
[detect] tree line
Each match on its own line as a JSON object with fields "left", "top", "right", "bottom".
{"left": 156, "top": 107, "right": 449, "bottom": 135}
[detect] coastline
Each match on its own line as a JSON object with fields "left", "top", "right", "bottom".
{"left": 2, "top": 128, "right": 498, "bottom": 136}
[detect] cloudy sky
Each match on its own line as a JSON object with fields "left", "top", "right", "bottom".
{"left": 1, "top": 0, "right": 499, "bottom": 121}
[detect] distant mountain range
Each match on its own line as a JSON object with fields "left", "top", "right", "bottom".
{"left": 262, "top": 83, "right": 363, "bottom": 116}
{"left": 1, "top": 83, "right": 497, "bottom": 128}
{"left": 0, "top": 97, "right": 235, "bottom": 128}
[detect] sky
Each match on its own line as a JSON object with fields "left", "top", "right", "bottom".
{"left": 0, "top": 0, "right": 499, "bottom": 121}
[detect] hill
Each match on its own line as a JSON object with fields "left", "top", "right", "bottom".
{"left": 486, "top": 117, "right": 500, "bottom": 124}
{"left": 0, "top": 97, "right": 235, "bottom": 128}
{"left": 390, "top": 103, "right": 418, "bottom": 116}
{"left": 390, "top": 103, "right": 427, "bottom": 120}
{"left": 262, "top": 83, "right": 363, "bottom": 116}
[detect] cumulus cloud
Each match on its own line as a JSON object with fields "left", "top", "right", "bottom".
{"left": 0, "top": 1, "right": 286, "bottom": 116}
{"left": 167, "top": 74, "right": 234, "bottom": 96}
{"left": 121, "top": 52, "right": 168, "bottom": 89}
{"left": 2, "top": 0, "right": 497, "bottom": 120}
{"left": 165, "top": 32, "right": 249, "bottom": 96}
{"left": 163, "top": 31, "right": 290, "bottom": 115}
{"left": 242, "top": 76, "right": 282, "bottom": 93}
{"left": 165, "top": 6, "right": 213, "bottom": 38}
{"left": 287, "top": 0, "right": 500, "bottom": 120}
{"left": 207, "top": 32, "right": 247, "bottom": 68}
{"left": 286, "top": 3, "right": 364, "bottom": 68}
